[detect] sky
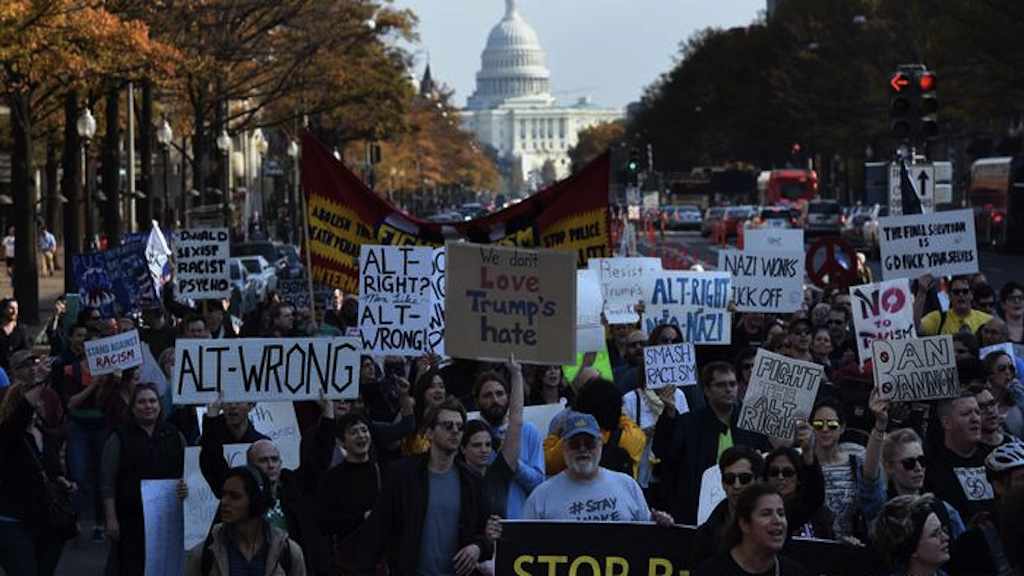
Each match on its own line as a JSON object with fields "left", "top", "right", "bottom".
{"left": 391, "top": 0, "right": 766, "bottom": 110}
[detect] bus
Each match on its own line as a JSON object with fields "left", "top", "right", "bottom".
{"left": 756, "top": 169, "right": 819, "bottom": 209}
{"left": 969, "top": 157, "right": 1024, "bottom": 250}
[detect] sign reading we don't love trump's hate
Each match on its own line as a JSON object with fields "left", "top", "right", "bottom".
{"left": 445, "top": 242, "right": 576, "bottom": 365}
{"left": 172, "top": 337, "right": 361, "bottom": 404}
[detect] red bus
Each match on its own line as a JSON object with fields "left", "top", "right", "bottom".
{"left": 757, "top": 169, "right": 819, "bottom": 208}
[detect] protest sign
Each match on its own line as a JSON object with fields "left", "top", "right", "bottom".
{"left": 718, "top": 249, "right": 805, "bottom": 313}
{"left": 738, "top": 349, "right": 823, "bottom": 440}
{"left": 496, "top": 521, "right": 884, "bottom": 576}
{"left": 73, "top": 229, "right": 164, "bottom": 315}
{"left": 587, "top": 257, "right": 662, "bottom": 324}
{"left": 84, "top": 329, "right": 143, "bottom": 376}
{"left": 980, "top": 342, "right": 1015, "bottom": 362}
{"left": 643, "top": 343, "right": 697, "bottom": 388}
{"left": 878, "top": 209, "right": 978, "bottom": 280}
{"left": 576, "top": 269, "right": 605, "bottom": 353}
{"left": 172, "top": 337, "right": 360, "bottom": 404}
{"left": 195, "top": 401, "right": 302, "bottom": 470}
{"left": 743, "top": 228, "right": 804, "bottom": 252}
{"left": 697, "top": 465, "right": 726, "bottom": 526}
{"left": 446, "top": 243, "right": 576, "bottom": 365}
{"left": 468, "top": 400, "right": 567, "bottom": 439}
{"left": 142, "top": 479, "right": 184, "bottom": 576}
{"left": 850, "top": 278, "right": 916, "bottom": 365}
{"left": 183, "top": 448, "right": 215, "bottom": 549}
{"left": 642, "top": 270, "right": 732, "bottom": 345}
{"left": 278, "top": 277, "right": 332, "bottom": 312}
{"left": 358, "top": 245, "right": 445, "bottom": 356}
{"left": 175, "top": 228, "right": 230, "bottom": 299}
{"left": 873, "top": 335, "right": 959, "bottom": 401}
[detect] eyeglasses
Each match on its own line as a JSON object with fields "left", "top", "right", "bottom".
{"left": 435, "top": 420, "right": 464, "bottom": 432}
{"left": 899, "top": 456, "right": 927, "bottom": 471}
{"left": 722, "top": 472, "right": 755, "bottom": 486}
{"left": 950, "top": 288, "right": 971, "bottom": 296}
{"left": 567, "top": 435, "right": 597, "bottom": 451}
{"left": 767, "top": 466, "right": 797, "bottom": 479}
{"left": 811, "top": 419, "right": 841, "bottom": 431}
{"left": 1006, "top": 294, "right": 1024, "bottom": 304}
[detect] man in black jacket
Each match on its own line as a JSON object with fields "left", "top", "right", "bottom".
{"left": 652, "top": 360, "right": 771, "bottom": 525}
{"left": 360, "top": 397, "right": 492, "bottom": 576}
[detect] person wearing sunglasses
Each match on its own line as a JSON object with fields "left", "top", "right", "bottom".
{"left": 983, "top": 350, "right": 1024, "bottom": 440}
{"left": 998, "top": 281, "right": 1024, "bottom": 344}
{"left": 761, "top": 423, "right": 831, "bottom": 539}
{"left": 690, "top": 446, "right": 764, "bottom": 568}
{"left": 786, "top": 317, "right": 814, "bottom": 362}
{"left": 809, "top": 399, "right": 869, "bottom": 541}
{"left": 920, "top": 275, "right": 993, "bottom": 337}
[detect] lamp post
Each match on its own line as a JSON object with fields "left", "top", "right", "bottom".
{"left": 287, "top": 140, "right": 299, "bottom": 245}
{"left": 252, "top": 129, "right": 268, "bottom": 234}
{"left": 216, "top": 129, "right": 232, "bottom": 231}
{"left": 156, "top": 118, "right": 173, "bottom": 229}
{"left": 76, "top": 107, "right": 97, "bottom": 251}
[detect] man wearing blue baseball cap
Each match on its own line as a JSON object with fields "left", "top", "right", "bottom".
{"left": 522, "top": 411, "right": 673, "bottom": 525}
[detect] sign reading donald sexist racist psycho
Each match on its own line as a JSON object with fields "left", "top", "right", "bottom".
{"left": 445, "top": 242, "right": 576, "bottom": 365}
{"left": 738, "top": 349, "right": 824, "bottom": 441}
{"left": 643, "top": 343, "right": 697, "bottom": 388}
{"left": 175, "top": 228, "right": 230, "bottom": 299}
{"left": 85, "top": 329, "right": 144, "bottom": 375}
{"left": 358, "top": 245, "right": 445, "bottom": 355}
{"left": 873, "top": 335, "right": 959, "bottom": 402}
{"left": 850, "top": 278, "right": 916, "bottom": 365}
{"left": 878, "top": 209, "right": 978, "bottom": 280}
{"left": 172, "top": 337, "right": 360, "bottom": 404}
{"left": 718, "top": 249, "right": 805, "bottom": 313}
{"left": 642, "top": 270, "right": 732, "bottom": 345}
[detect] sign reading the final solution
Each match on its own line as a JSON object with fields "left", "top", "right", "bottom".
{"left": 878, "top": 209, "right": 978, "bottom": 280}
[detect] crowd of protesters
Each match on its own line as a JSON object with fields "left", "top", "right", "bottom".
{"left": 0, "top": 263, "right": 1024, "bottom": 576}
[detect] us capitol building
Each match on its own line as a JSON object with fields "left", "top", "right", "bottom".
{"left": 458, "top": 0, "right": 622, "bottom": 192}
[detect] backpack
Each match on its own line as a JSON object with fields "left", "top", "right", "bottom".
{"left": 599, "top": 428, "right": 634, "bottom": 476}
{"left": 200, "top": 529, "right": 293, "bottom": 576}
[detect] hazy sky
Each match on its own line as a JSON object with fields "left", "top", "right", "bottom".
{"left": 392, "top": 0, "right": 765, "bottom": 110}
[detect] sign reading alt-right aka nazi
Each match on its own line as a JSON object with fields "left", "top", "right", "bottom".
{"left": 873, "top": 335, "right": 959, "bottom": 401}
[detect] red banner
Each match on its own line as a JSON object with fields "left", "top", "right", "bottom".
{"left": 301, "top": 132, "right": 612, "bottom": 294}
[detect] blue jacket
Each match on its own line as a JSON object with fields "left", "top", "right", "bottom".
{"left": 486, "top": 420, "right": 545, "bottom": 519}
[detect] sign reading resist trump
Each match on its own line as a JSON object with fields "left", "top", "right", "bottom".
{"left": 445, "top": 242, "right": 576, "bottom": 365}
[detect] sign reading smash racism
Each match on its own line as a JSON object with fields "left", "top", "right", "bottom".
{"left": 587, "top": 257, "right": 662, "bottom": 324}
{"left": 84, "top": 329, "right": 144, "bottom": 376}
{"left": 718, "top": 249, "right": 805, "bottom": 313}
{"left": 879, "top": 209, "right": 978, "bottom": 280}
{"left": 175, "top": 228, "right": 230, "bottom": 299}
{"left": 358, "top": 245, "right": 445, "bottom": 356}
{"left": 739, "top": 349, "right": 824, "bottom": 440}
{"left": 172, "top": 337, "right": 360, "bottom": 404}
{"left": 873, "top": 335, "right": 959, "bottom": 401}
{"left": 644, "top": 343, "right": 697, "bottom": 388}
{"left": 641, "top": 270, "right": 732, "bottom": 345}
{"left": 445, "top": 242, "right": 576, "bottom": 365}
{"left": 850, "top": 278, "right": 916, "bottom": 365}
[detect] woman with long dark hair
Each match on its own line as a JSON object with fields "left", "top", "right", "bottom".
{"left": 871, "top": 494, "right": 950, "bottom": 576}
{"left": 402, "top": 367, "right": 447, "bottom": 456}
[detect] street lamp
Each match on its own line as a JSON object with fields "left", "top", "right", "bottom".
{"left": 287, "top": 140, "right": 299, "bottom": 245}
{"left": 156, "top": 118, "right": 173, "bottom": 228}
{"left": 77, "top": 107, "right": 97, "bottom": 251}
{"left": 252, "top": 129, "right": 268, "bottom": 234}
{"left": 216, "top": 129, "right": 232, "bottom": 230}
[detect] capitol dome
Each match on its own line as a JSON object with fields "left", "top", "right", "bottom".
{"left": 467, "top": 0, "right": 553, "bottom": 110}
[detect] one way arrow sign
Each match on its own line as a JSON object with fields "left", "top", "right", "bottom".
{"left": 909, "top": 165, "right": 935, "bottom": 213}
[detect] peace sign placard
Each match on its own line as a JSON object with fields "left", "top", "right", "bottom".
{"left": 806, "top": 237, "right": 859, "bottom": 290}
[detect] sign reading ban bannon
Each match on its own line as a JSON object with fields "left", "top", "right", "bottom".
{"left": 445, "top": 242, "right": 576, "bottom": 365}
{"left": 358, "top": 245, "right": 445, "bottom": 356}
{"left": 739, "top": 349, "right": 823, "bottom": 441}
{"left": 873, "top": 335, "right": 959, "bottom": 402}
{"left": 879, "top": 209, "right": 978, "bottom": 280}
{"left": 175, "top": 228, "right": 230, "bottom": 299}
{"left": 172, "top": 337, "right": 361, "bottom": 404}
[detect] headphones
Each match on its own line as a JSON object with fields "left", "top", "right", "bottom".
{"left": 234, "top": 465, "right": 274, "bottom": 518}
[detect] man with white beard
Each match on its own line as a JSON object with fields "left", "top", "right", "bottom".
{"left": 522, "top": 412, "right": 674, "bottom": 525}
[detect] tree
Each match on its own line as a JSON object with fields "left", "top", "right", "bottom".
{"left": 568, "top": 120, "right": 624, "bottom": 173}
{"left": 540, "top": 159, "right": 558, "bottom": 186}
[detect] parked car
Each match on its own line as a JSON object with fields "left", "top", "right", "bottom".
{"left": 229, "top": 259, "right": 260, "bottom": 316}
{"left": 232, "top": 241, "right": 285, "bottom": 269}
{"left": 458, "top": 202, "right": 489, "bottom": 220}
{"left": 753, "top": 206, "right": 801, "bottom": 229}
{"left": 723, "top": 205, "right": 757, "bottom": 237}
{"left": 237, "top": 255, "right": 278, "bottom": 301}
{"left": 701, "top": 206, "right": 726, "bottom": 236}
{"left": 862, "top": 204, "right": 891, "bottom": 257}
{"left": 426, "top": 211, "right": 465, "bottom": 223}
{"left": 274, "top": 243, "right": 304, "bottom": 279}
{"left": 842, "top": 204, "right": 882, "bottom": 247}
{"left": 804, "top": 199, "right": 844, "bottom": 236}
{"left": 663, "top": 205, "right": 703, "bottom": 231}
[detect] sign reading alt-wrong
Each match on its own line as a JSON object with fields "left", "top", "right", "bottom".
{"left": 738, "top": 349, "right": 824, "bottom": 441}
{"left": 445, "top": 242, "right": 576, "bottom": 365}
{"left": 172, "top": 337, "right": 361, "bottom": 404}
{"left": 873, "top": 335, "right": 959, "bottom": 401}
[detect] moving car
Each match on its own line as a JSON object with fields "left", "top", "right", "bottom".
{"left": 862, "top": 204, "right": 890, "bottom": 257}
{"left": 232, "top": 241, "right": 285, "bottom": 269}
{"left": 842, "top": 204, "right": 882, "bottom": 247}
{"left": 804, "top": 199, "right": 844, "bottom": 236}
{"left": 662, "top": 205, "right": 703, "bottom": 231}
{"left": 237, "top": 255, "right": 278, "bottom": 301}
{"left": 753, "top": 206, "right": 801, "bottom": 229}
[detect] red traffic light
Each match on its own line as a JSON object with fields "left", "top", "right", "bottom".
{"left": 890, "top": 72, "right": 911, "bottom": 93}
{"left": 918, "top": 72, "right": 936, "bottom": 92}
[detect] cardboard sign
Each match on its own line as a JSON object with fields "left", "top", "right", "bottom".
{"left": 738, "top": 349, "right": 824, "bottom": 441}
{"left": 718, "top": 249, "right": 805, "bottom": 313}
{"left": 175, "top": 228, "right": 230, "bottom": 299}
{"left": 84, "top": 329, "right": 143, "bottom": 376}
{"left": 850, "top": 279, "right": 916, "bottom": 365}
{"left": 643, "top": 343, "right": 697, "bottom": 388}
{"left": 358, "top": 245, "right": 445, "bottom": 356}
{"left": 576, "top": 269, "right": 605, "bottom": 353}
{"left": 278, "top": 277, "right": 332, "bottom": 311}
{"left": 445, "top": 243, "right": 576, "bottom": 365}
{"left": 743, "top": 228, "right": 804, "bottom": 252}
{"left": 642, "top": 270, "right": 732, "bottom": 345}
{"left": 873, "top": 335, "right": 959, "bottom": 401}
{"left": 588, "top": 257, "right": 662, "bottom": 324}
{"left": 878, "top": 209, "right": 978, "bottom": 280}
{"left": 183, "top": 447, "right": 215, "bottom": 550}
{"left": 171, "top": 337, "right": 360, "bottom": 404}
{"left": 142, "top": 479, "right": 184, "bottom": 575}
{"left": 196, "top": 402, "right": 303, "bottom": 470}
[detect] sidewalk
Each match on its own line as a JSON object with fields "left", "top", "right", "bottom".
{"left": 0, "top": 263, "right": 65, "bottom": 342}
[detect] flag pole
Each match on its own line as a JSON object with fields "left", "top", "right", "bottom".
{"left": 297, "top": 141, "right": 318, "bottom": 325}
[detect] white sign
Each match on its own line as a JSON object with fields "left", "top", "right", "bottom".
{"left": 718, "top": 249, "right": 805, "bottom": 313}
{"left": 743, "top": 228, "right": 804, "bottom": 252}
{"left": 183, "top": 447, "right": 216, "bottom": 550}
{"left": 175, "top": 228, "right": 230, "bottom": 299}
{"left": 196, "top": 402, "right": 303, "bottom": 470}
{"left": 172, "top": 337, "right": 361, "bottom": 404}
{"left": 468, "top": 399, "right": 567, "bottom": 438}
{"left": 588, "top": 257, "right": 662, "bottom": 324}
{"left": 641, "top": 270, "right": 732, "bottom": 345}
{"left": 142, "top": 479, "right": 184, "bottom": 576}
{"left": 643, "top": 343, "right": 697, "bottom": 388}
{"left": 697, "top": 465, "right": 726, "bottom": 526}
{"left": 849, "top": 279, "right": 916, "bottom": 366}
{"left": 358, "top": 245, "right": 445, "bottom": 356}
{"left": 879, "top": 209, "right": 978, "bottom": 280}
{"left": 576, "top": 269, "right": 606, "bottom": 353}
{"left": 738, "top": 349, "right": 823, "bottom": 441}
{"left": 873, "top": 335, "right": 959, "bottom": 401}
{"left": 85, "top": 329, "right": 144, "bottom": 376}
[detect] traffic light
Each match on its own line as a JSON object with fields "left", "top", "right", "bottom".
{"left": 626, "top": 147, "right": 640, "bottom": 186}
{"left": 888, "top": 66, "right": 939, "bottom": 142}
{"left": 889, "top": 71, "right": 913, "bottom": 140}
{"left": 918, "top": 71, "right": 938, "bottom": 139}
